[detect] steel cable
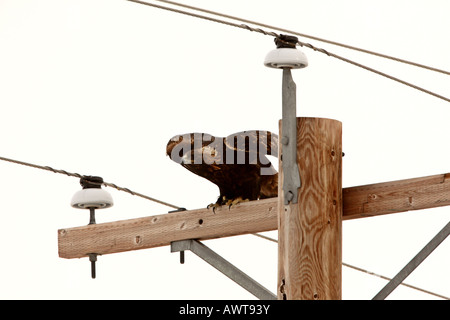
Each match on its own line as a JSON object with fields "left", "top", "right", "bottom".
{"left": 0, "top": 155, "right": 181, "bottom": 209}
{"left": 152, "top": 0, "right": 450, "bottom": 76}
{"left": 126, "top": 0, "right": 450, "bottom": 104}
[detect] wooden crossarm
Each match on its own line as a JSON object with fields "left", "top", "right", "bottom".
{"left": 58, "top": 173, "right": 450, "bottom": 259}
{"left": 58, "top": 198, "right": 278, "bottom": 259}
{"left": 343, "top": 173, "right": 450, "bottom": 219}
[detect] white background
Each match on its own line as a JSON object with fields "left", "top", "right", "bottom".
{"left": 0, "top": 0, "right": 449, "bottom": 299}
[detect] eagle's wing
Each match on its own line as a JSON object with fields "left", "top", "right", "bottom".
{"left": 224, "top": 130, "right": 278, "bottom": 176}
{"left": 223, "top": 131, "right": 279, "bottom": 199}
{"left": 224, "top": 130, "right": 278, "bottom": 158}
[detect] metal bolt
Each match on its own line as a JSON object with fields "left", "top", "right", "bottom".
{"left": 88, "top": 253, "right": 98, "bottom": 279}
{"left": 285, "top": 191, "right": 294, "bottom": 202}
{"left": 180, "top": 251, "right": 185, "bottom": 264}
{"left": 88, "top": 207, "right": 96, "bottom": 225}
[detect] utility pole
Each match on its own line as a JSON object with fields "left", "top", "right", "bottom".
{"left": 265, "top": 35, "right": 342, "bottom": 300}
{"left": 278, "top": 117, "right": 342, "bottom": 300}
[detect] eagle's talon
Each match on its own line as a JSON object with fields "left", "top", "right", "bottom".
{"left": 207, "top": 203, "right": 220, "bottom": 214}
{"left": 227, "top": 197, "right": 249, "bottom": 210}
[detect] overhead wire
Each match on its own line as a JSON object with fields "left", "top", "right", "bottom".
{"left": 151, "top": 0, "right": 450, "bottom": 77}
{"left": 250, "top": 233, "right": 450, "bottom": 300}
{"left": 126, "top": 0, "right": 450, "bottom": 104}
{"left": 0, "top": 155, "right": 181, "bottom": 209}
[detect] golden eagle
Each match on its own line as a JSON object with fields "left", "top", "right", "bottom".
{"left": 166, "top": 130, "right": 278, "bottom": 209}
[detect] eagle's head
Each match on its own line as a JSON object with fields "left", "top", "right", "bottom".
{"left": 166, "top": 133, "right": 222, "bottom": 165}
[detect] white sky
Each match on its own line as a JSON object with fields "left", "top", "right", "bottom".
{"left": 0, "top": 0, "right": 449, "bottom": 300}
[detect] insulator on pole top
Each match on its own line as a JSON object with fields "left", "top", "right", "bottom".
{"left": 264, "top": 35, "right": 308, "bottom": 69}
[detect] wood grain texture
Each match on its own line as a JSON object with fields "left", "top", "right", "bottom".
{"left": 58, "top": 197, "right": 277, "bottom": 259}
{"left": 278, "top": 117, "right": 342, "bottom": 300}
{"left": 343, "top": 173, "right": 450, "bottom": 219}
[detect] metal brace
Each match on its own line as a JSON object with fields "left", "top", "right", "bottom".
{"left": 372, "top": 220, "right": 450, "bottom": 300}
{"left": 281, "top": 68, "right": 301, "bottom": 204}
{"left": 171, "top": 239, "right": 276, "bottom": 300}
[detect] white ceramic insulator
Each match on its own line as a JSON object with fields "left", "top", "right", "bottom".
{"left": 71, "top": 188, "right": 114, "bottom": 209}
{"left": 264, "top": 48, "right": 308, "bottom": 69}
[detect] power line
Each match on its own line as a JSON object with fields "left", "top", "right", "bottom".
{"left": 344, "top": 263, "right": 449, "bottom": 301}
{"left": 126, "top": 0, "right": 450, "bottom": 104}
{"left": 0, "top": 155, "right": 181, "bottom": 209}
{"left": 251, "top": 233, "right": 449, "bottom": 300}
{"left": 301, "top": 43, "right": 450, "bottom": 103}
{"left": 153, "top": 0, "right": 450, "bottom": 76}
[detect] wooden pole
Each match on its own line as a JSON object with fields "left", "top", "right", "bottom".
{"left": 278, "top": 117, "right": 342, "bottom": 300}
